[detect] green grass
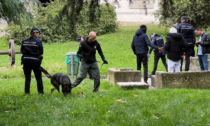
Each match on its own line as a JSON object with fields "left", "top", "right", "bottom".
{"left": 0, "top": 25, "right": 169, "bottom": 78}
{"left": 0, "top": 25, "right": 210, "bottom": 125}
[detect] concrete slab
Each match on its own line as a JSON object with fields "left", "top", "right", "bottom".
{"left": 117, "top": 82, "right": 149, "bottom": 90}
{"left": 107, "top": 68, "right": 141, "bottom": 86}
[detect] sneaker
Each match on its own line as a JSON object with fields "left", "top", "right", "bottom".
{"left": 144, "top": 80, "right": 148, "bottom": 84}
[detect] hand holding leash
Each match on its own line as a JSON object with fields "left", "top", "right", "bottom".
{"left": 101, "top": 59, "right": 108, "bottom": 68}
{"left": 103, "top": 59, "right": 108, "bottom": 64}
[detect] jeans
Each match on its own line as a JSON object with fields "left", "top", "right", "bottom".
{"left": 198, "top": 54, "right": 208, "bottom": 71}
{"left": 151, "top": 54, "right": 168, "bottom": 75}
{"left": 136, "top": 54, "right": 148, "bottom": 81}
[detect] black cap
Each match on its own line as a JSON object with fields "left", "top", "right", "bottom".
{"left": 76, "top": 35, "right": 81, "bottom": 42}
{"left": 140, "top": 25, "right": 147, "bottom": 30}
{"left": 181, "top": 16, "right": 188, "bottom": 20}
{"left": 31, "top": 27, "right": 42, "bottom": 34}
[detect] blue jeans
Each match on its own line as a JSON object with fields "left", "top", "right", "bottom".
{"left": 198, "top": 54, "right": 208, "bottom": 71}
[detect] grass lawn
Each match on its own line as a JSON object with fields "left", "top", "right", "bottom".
{"left": 0, "top": 25, "right": 209, "bottom": 125}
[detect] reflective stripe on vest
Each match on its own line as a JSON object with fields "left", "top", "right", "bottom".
{"left": 23, "top": 57, "right": 39, "bottom": 60}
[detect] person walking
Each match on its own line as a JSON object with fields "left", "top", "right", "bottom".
{"left": 131, "top": 25, "right": 163, "bottom": 83}
{"left": 194, "top": 28, "right": 210, "bottom": 71}
{"left": 20, "top": 27, "right": 44, "bottom": 94}
{"left": 71, "top": 31, "right": 108, "bottom": 92}
{"left": 76, "top": 35, "right": 93, "bottom": 79}
{"left": 177, "top": 16, "right": 195, "bottom": 71}
{"left": 148, "top": 33, "right": 168, "bottom": 76}
{"left": 164, "top": 27, "right": 188, "bottom": 72}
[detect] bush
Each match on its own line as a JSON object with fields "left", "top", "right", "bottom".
{"left": 4, "top": 0, "right": 118, "bottom": 44}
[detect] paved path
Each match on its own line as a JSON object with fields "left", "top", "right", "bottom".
{"left": 141, "top": 78, "right": 156, "bottom": 89}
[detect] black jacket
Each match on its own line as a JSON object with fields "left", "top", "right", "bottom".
{"left": 20, "top": 36, "right": 43, "bottom": 64}
{"left": 131, "top": 29, "right": 158, "bottom": 54}
{"left": 77, "top": 38, "right": 105, "bottom": 64}
{"left": 198, "top": 32, "right": 210, "bottom": 54}
{"left": 177, "top": 21, "right": 195, "bottom": 46}
{"left": 164, "top": 33, "right": 188, "bottom": 61}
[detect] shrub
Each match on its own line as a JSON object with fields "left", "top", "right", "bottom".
{"left": 4, "top": 0, "right": 118, "bottom": 44}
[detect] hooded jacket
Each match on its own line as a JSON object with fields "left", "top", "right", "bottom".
{"left": 164, "top": 33, "right": 188, "bottom": 61}
{"left": 131, "top": 29, "right": 158, "bottom": 54}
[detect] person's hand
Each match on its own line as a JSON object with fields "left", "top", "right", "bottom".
{"left": 195, "top": 41, "right": 200, "bottom": 45}
{"left": 103, "top": 59, "right": 108, "bottom": 64}
{"left": 158, "top": 47, "right": 163, "bottom": 52}
{"left": 78, "top": 55, "right": 83, "bottom": 61}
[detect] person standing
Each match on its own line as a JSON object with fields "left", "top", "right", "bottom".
{"left": 72, "top": 31, "right": 108, "bottom": 92}
{"left": 164, "top": 27, "right": 188, "bottom": 72}
{"left": 177, "top": 16, "right": 195, "bottom": 71}
{"left": 194, "top": 28, "right": 210, "bottom": 71}
{"left": 131, "top": 25, "right": 163, "bottom": 83}
{"left": 148, "top": 33, "right": 168, "bottom": 76}
{"left": 20, "top": 27, "right": 44, "bottom": 94}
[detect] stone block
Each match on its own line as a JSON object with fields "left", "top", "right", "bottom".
{"left": 151, "top": 75, "right": 156, "bottom": 87}
{"left": 117, "top": 82, "right": 149, "bottom": 90}
{"left": 155, "top": 71, "right": 210, "bottom": 89}
{"left": 107, "top": 68, "right": 141, "bottom": 86}
{"left": 189, "top": 55, "right": 210, "bottom": 71}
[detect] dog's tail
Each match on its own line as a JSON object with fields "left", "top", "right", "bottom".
{"left": 39, "top": 66, "right": 52, "bottom": 78}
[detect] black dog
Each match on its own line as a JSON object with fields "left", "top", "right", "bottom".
{"left": 39, "top": 67, "right": 72, "bottom": 96}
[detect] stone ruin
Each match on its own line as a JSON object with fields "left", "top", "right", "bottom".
{"left": 107, "top": 68, "right": 149, "bottom": 89}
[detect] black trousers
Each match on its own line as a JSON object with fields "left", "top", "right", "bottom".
{"left": 23, "top": 63, "right": 43, "bottom": 94}
{"left": 136, "top": 54, "right": 148, "bottom": 81}
{"left": 181, "top": 48, "right": 194, "bottom": 71}
{"left": 151, "top": 54, "right": 168, "bottom": 75}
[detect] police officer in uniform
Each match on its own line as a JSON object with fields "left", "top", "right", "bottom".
{"left": 20, "top": 27, "right": 44, "bottom": 94}
{"left": 72, "top": 31, "right": 108, "bottom": 92}
{"left": 177, "top": 16, "right": 195, "bottom": 71}
{"left": 148, "top": 33, "right": 168, "bottom": 76}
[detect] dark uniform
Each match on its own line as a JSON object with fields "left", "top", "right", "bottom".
{"left": 149, "top": 34, "right": 168, "bottom": 75}
{"left": 71, "top": 38, "right": 108, "bottom": 92}
{"left": 20, "top": 27, "right": 44, "bottom": 94}
{"left": 177, "top": 20, "right": 195, "bottom": 71}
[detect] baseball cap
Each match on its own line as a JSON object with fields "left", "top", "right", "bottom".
{"left": 31, "top": 27, "right": 42, "bottom": 34}
{"left": 140, "top": 25, "right": 147, "bottom": 30}
{"left": 181, "top": 16, "right": 188, "bottom": 20}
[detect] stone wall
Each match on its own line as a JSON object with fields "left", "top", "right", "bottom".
{"left": 0, "top": 20, "right": 8, "bottom": 37}
{"left": 153, "top": 71, "right": 210, "bottom": 89}
{"left": 189, "top": 55, "right": 210, "bottom": 71}
{"left": 107, "top": 68, "right": 141, "bottom": 86}
{"left": 101, "top": 0, "right": 160, "bottom": 25}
